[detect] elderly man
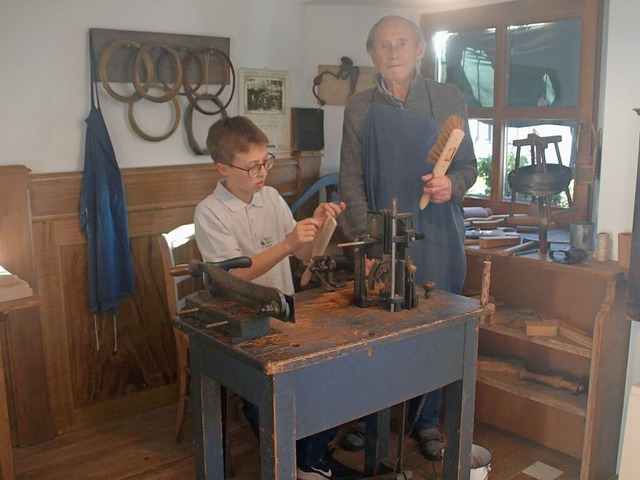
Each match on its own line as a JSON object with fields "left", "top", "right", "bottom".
{"left": 338, "top": 15, "right": 478, "bottom": 461}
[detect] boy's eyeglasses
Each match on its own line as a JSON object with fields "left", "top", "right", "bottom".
{"left": 227, "top": 153, "right": 275, "bottom": 177}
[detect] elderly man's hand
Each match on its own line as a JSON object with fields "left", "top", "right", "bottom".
{"left": 421, "top": 173, "right": 452, "bottom": 204}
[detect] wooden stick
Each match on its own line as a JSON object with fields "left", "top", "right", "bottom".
{"left": 480, "top": 256, "right": 492, "bottom": 324}
{"left": 557, "top": 320, "right": 593, "bottom": 348}
{"left": 478, "top": 356, "right": 586, "bottom": 394}
{"left": 519, "top": 368, "right": 585, "bottom": 394}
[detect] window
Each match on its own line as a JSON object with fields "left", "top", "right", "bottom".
{"left": 421, "top": 0, "right": 602, "bottom": 221}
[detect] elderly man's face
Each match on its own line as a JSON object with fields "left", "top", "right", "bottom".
{"left": 370, "top": 18, "right": 426, "bottom": 86}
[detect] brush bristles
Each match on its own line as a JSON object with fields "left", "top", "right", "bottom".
{"left": 428, "top": 115, "right": 465, "bottom": 164}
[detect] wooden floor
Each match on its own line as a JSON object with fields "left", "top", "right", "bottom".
{"left": 13, "top": 402, "right": 582, "bottom": 479}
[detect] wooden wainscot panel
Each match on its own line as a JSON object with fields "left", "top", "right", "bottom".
{"left": 28, "top": 154, "right": 321, "bottom": 436}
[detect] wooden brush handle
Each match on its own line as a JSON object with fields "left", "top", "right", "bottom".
{"left": 300, "top": 216, "right": 337, "bottom": 286}
{"left": 519, "top": 367, "right": 585, "bottom": 394}
{"left": 419, "top": 128, "right": 465, "bottom": 210}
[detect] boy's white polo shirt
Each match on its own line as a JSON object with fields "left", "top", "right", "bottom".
{"left": 194, "top": 181, "right": 297, "bottom": 295}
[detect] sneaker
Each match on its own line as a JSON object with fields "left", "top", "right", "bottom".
{"left": 341, "top": 420, "right": 365, "bottom": 451}
{"left": 411, "top": 427, "right": 444, "bottom": 461}
{"left": 297, "top": 455, "right": 362, "bottom": 479}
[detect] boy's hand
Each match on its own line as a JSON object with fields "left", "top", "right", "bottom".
{"left": 285, "top": 218, "right": 321, "bottom": 252}
{"left": 312, "top": 201, "right": 346, "bottom": 224}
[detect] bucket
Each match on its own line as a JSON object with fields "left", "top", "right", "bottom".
{"left": 469, "top": 444, "right": 492, "bottom": 480}
{"left": 441, "top": 444, "right": 492, "bottom": 480}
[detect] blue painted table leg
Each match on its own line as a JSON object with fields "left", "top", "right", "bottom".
{"left": 363, "top": 408, "right": 391, "bottom": 476}
{"left": 259, "top": 373, "right": 296, "bottom": 480}
{"left": 191, "top": 339, "right": 224, "bottom": 479}
{"left": 443, "top": 320, "right": 478, "bottom": 479}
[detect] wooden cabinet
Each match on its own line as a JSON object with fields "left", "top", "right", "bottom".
{"left": 0, "top": 305, "right": 14, "bottom": 480}
{"left": 0, "top": 166, "right": 53, "bottom": 450}
{"left": 463, "top": 249, "right": 630, "bottom": 480}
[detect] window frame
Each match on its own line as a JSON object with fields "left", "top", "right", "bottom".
{"left": 420, "top": 0, "right": 603, "bottom": 221}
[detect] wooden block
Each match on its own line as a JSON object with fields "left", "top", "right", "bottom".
{"left": 557, "top": 320, "right": 593, "bottom": 348}
{"left": 478, "top": 235, "right": 521, "bottom": 248}
{"left": 525, "top": 319, "right": 559, "bottom": 336}
{"left": 470, "top": 218, "right": 507, "bottom": 228}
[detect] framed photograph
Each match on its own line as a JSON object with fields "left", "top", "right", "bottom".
{"left": 239, "top": 68, "right": 291, "bottom": 153}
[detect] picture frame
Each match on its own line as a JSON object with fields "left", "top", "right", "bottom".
{"left": 238, "top": 68, "right": 291, "bottom": 153}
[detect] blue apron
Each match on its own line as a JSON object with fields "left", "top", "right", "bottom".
{"left": 361, "top": 99, "right": 466, "bottom": 294}
{"left": 80, "top": 105, "right": 135, "bottom": 315}
{"left": 80, "top": 33, "right": 135, "bottom": 349}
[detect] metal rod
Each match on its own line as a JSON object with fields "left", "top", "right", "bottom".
{"left": 337, "top": 240, "right": 366, "bottom": 247}
{"left": 390, "top": 198, "right": 398, "bottom": 312}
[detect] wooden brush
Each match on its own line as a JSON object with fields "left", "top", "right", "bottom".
{"left": 419, "top": 115, "right": 466, "bottom": 210}
{"left": 300, "top": 216, "right": 337, "bottom": 287}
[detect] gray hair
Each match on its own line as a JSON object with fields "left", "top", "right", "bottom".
{"left": 365, "top": 15, "right": 426, "bottom": 54}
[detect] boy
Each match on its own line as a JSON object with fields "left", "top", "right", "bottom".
{"left": 194, "top": 116, "right": 358, "bottom": 480}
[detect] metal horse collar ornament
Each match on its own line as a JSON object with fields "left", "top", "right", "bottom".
{"left": 312, "top": 56, "right": 360, "bottom": 106}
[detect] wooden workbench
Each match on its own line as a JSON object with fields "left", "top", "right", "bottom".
{"left": 173, "top": 285, "right": 492, "bottom": 480}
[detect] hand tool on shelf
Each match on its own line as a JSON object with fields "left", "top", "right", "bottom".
{"left": 478, "top": 355, "right": 586, "bottom": 394}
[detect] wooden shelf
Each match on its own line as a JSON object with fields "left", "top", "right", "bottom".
{"left": 464, "top": 250, "right": 630, "bottom": 480}
{"left": 481, "top": 311, "right": 592, "bottom": 358}
{"left": 477, "top": 370, "right": 587, "bottom": 417}
{"left": 466, "top": 245, "right": 626, "bottom": 281}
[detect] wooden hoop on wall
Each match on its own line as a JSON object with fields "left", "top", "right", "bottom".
{"left": 99, "top": 39, "right": 154, "bottom": 104}
{"left": 127, "top": 84, "right": 181, "bottom": 142}
{"left": 184, "top": 97, "right": 229, "bottom": 155}
{"left": 157, "top": 47, "right": 201, "bottom": 93}
{"left": 182, "top": 47, "right": 235, "bottom": 115}
{"left": 132, "top": 43, "right": 183, "bottom": 103}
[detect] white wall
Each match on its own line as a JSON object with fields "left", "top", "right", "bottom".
{"left": 299, "top": 6, "right": 422, "bottom": 175}
{"left": 598, "top": 0, "right": 640, "bottom": 463}
{"left": 0, "top": 0, "right": 638, "bottom": 470}
{"left": 0, "top": 0, "right": 310, "bottom": 172}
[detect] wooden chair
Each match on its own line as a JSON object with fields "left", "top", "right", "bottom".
{"left": 157, "top": 224, "right": 233, "bottom": 475}
{"left": 157, "top": 224, "right": 199, "bottom": 443}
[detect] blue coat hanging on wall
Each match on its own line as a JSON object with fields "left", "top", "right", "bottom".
{"left": 80, "top": 32, "right": 135, "bottom": 350}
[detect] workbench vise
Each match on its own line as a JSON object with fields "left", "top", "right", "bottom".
{"left": 172, "top": 257, "right": 295, "bottom": 342}
{"left": 340, "top": 200, "right": 424, "bottom": 312}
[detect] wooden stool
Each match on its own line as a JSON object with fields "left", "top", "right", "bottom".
{"left": 508, "top": 133, "right": 573, "bottom": 253}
